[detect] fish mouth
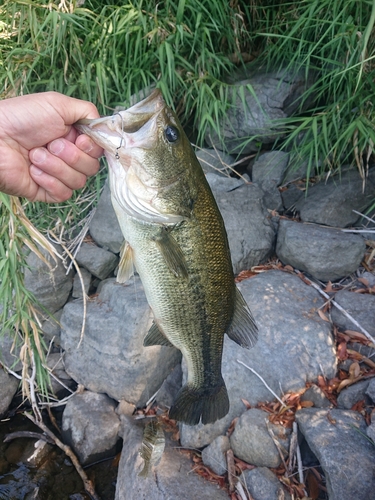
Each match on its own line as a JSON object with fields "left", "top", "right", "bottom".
{"left": 75, "top": 89, "right": 165, "bottom": 154}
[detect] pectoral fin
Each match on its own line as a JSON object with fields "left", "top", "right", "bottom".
{"left": 144, "top": 321, "right": 174, "bottom": 347}
{"left": 153, "top": 228, "right": 188, "bottom": 279}
{"left": 227, "top": 288, "right": 258, "bottom": 349}
{"left": 117, "top": 241, "right": 134, "bottom": 283}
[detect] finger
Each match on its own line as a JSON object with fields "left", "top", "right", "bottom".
{"left": 75, "top": 133, "right": 104, "bottom": 159}
{"left": 47, "top": 138, "right": 101, "bottom": 177}
{"left": 30, "top": 147, "right": 88, "bottom": 191}
{"left": 29, "top": 165, "right": 74, "bottom": 203}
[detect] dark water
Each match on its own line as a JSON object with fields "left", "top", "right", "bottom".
{"left": 0, "top": 412, "right": 118, "bottom": 500}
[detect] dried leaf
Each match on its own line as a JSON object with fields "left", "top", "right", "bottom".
{"left": 349, "top": 361, "right": 361, "bottom": 378}
{"left": 317, "top": 309, "right": 330, "bottom": 322}
{"left": 241, "top": 398, "right": 251, "bottom": 409}
{"left": 337, "top": 341, "right": 348, "bottom": 360}
{"left": 300, "top": 400, "right": 314, "bottom": 408}
{"left": 357, "top": 277, "right": 369, "bottom": 287}
{"left": 306, "top": 470, "right": 320, "bottom": 500}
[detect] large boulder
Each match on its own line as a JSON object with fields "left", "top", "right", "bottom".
{"left": 296, "top": 408, "right": 375, "bottom": 500}
{"left": 276, "top": 219, "right": 366, "bottom": 281}
{"left": 60, "top": 277, "right": 181, "bottom": 407}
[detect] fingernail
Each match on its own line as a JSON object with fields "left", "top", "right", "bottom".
{"left": 83, "top": 139, "right": 94, "bottom": 153}
{"left": 30, "top": 164, "right": 43, "bottom": 176}
{"left": 49, "top": 139, "right": 64, "bottom": 155}
{"left": 31, "top": 148, "right": 47, "bottom": 164}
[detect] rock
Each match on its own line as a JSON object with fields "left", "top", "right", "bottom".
{"left": 206, "top": 173, "right": 245, "bottom": 192}
{"left": 0, "top": 369, "right": 18, "bottom": 416}
{"left": 211, "top": 183, "right": 276, "bottom": 273}
{"left": 301, "top": 385, "right": 331, "bottom": 408}
{"left": 207, "top": 67, "right": 314, "bottom": 154}
{"left": 180, "top": 270, "right": 336, "bottom": 448}
{"left": 296, "top": 408, "right": 375, "bottom": 500}
{"left": 276, "top": 219, "right": 366, "bottom": 281}
{"left": 281, "top": 183, "right": 304, "bottom": 213}
{"left": 62, "top": 391, "right": 121, "bottom": 466}
{"left": 115, "top": 415, "right": 229, "bottom": 500}
{"left": 61, "top": 277, "right": 181, "bottom": 406}
{"left": 72, "top": 267, "right": 91, "bottom": 299}
{"left": 155, "top": 363, "right": 182, "bottom": 409}
{"left": 230, "top": 409, "right": 291, "bottom": 467}
{"left": 240, "top": 467, "right": 291, "bottom": 500}
{"left": 365, "top": 378, "right": 375, "bottom": 403}
{"left": 89, "top": 181, "right": 124, "bottom": 253}
{"left": 46, "top": 353, "right": 74, "bottom": 396}
{"left": 41, "top": 309, "right": 63, "bottom": 347}
{"left": 0, "top": 331, "right": 22, "bottom": 371}
{"left": 336, "top": 379, "right": 370, "bottom": 409}
{"left": 366, "top": 421, "right": 375, "bottom": 443}
{"left": 75, "top": 242, "right": 118, "bottom": 281}
{"left": 201, "top": 435, "right": 230, "bottom": 476}
{"left": 196, "top": 148, "right": 235, "bottom": 176}
{"left": 295, "top": 168, "right": 375, "bottom": 227}
{"left": 331, "top": 290, "right": 375, "bottom": 338}
{"left": 252, "top": 151, "right": 290, "bottom": 187}
{"left": 24, "top": 243, "right": 73, "bottom": 314}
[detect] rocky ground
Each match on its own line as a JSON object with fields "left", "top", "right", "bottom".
{"left": 1, "top": 66, "right": 375, "bottom": 500}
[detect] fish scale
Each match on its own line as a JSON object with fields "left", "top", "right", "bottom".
{"left": 76, "top": 90, "right": 258, "bottom": 425}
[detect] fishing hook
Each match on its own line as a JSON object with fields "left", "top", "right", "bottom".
{"left": 112, "top": 112, "right": 124, "bottom": 160}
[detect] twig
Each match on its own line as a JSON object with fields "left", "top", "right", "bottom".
{"left": 287, "top": 422, "right": 298, "bottom": 476}
{"left": 24, "top": 412, "right": 101, "bottom": 500}
{"left": 4, "top": 431, "right": 54, "bottom": 444}
{"left": 295, "top": 271, "right": 375, "bottom": 346}
{"left": 237, "top": 360, "right": 287, "bottom": 408}
{"left": 266, "top": 422, "right": 288, "bottom": 471}
{"left": 226, "top": 448, "right": 237, "bottom": 494}
{"left": 295, "top": 423, "right": 305, "bottom": 490}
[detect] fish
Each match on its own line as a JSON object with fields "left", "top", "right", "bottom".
{"left": 138, "top": 420, "right": 165, "bottom": 478}
{"left": 75, "top": 90, "right": 258, "bottom": 425}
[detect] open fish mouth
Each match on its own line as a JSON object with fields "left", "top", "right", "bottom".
{"left": 75, "top": 90, "right": 165, "bottom": 156}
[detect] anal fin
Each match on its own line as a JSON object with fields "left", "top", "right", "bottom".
{"left": 144, "top": 321, "right": 174, "bottom": 347}
{"left": 227, "top": 287, "right": 258, "bottom": 349}
{"left": 117, "top": 241, "right": 134, "bottom": 283}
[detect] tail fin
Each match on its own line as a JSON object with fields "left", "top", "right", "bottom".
{"left": 169, "top": 380, "right": 229, "bottom": 426}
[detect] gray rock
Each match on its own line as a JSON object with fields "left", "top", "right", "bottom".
{"left": 296, "top": 408, "right": 375, "bottom": 500}
{"left": 295, "top": 168, "right": 375, "bottom": 227}
{"left": 366, "top": 421, "right": 375, "bottom": 443}
{"left": 331, "top": 290, "right": 375, "bottom": 337}
{"left": 206, "top": 173, "right": 245, "bottom": 192}
{"left": 252, "top": 151, "right": 290, "bottom": 187}
{"left": 46, "top": 353, "right": 74, "bottom": 396}
{"left": 0, "top": 369, "right": 18, "bottom": 416}
{"left": 207, "top": 67, "right": 314, "bottom": 154}
{"left": 75, "top": 242, "right": 118, "bottom": 280}
{"left": 230, "top": 409, "right": 291, "bottom": 468}
{"left": 365, "top": 378, "right": 375, "bottom": 403}
{"left": 359, "top": 271, "right": 375, "bottom": 287}
{"left": 41, "top": 309, "right": 63, "bottom": 347}
{"left": 201, "top": 435, "right": 230, "bottom": 476}
{"left": 24, "top": 243, "right": 73, "bottom": 314}
{"left": 89, "top": 181, "right": 124, "bottom": 253}
{"left": 240, "top": 467, "right": 291, "bottom": 500}
{"left": 281, "top": 184, "right": 304, "bottom": 212}
{"left": 180, "top": 271, "right": 336, "bottom": 448}
{"left": 61, "top": 277, "right": 181, "bottom": 406}
{"left": 337, "top": 379, "right": 370, "bottom": 409}
{"left": 155, "top": 363, "right": 182, "bottom": 409}
{"left": 276, "top": 219, "right": 366, "bottom": 281}
{"left": 301, "top": 385, "right": 331, "bottom": 408}
{"left": 72, "top": 267, "right": 91, "bottom": 299}
{"left": 115, "top": 415, "right": 229, "bottom": 500}
{"left": 212, "top": 183, "right": 276, "bottom": 274}
{"left": 0, "top": 331, "right": 22, "bottom": 371}
{"left": 62, "top": 391, "right": 121, "bottom": 465}
{"left": 196, "top": 148, "right": 235, "bottom": 176}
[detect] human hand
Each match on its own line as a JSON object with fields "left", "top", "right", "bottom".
{"left": 0, "top": 92, "right": 103, "bottom": 202}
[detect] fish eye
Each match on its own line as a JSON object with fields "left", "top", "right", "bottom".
{"left": 165, "top": 125, "right": 179, "bottom": 143}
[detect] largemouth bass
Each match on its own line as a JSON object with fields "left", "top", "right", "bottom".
{"left": 76, "top": 90, "right": 257, "bottom": 425}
